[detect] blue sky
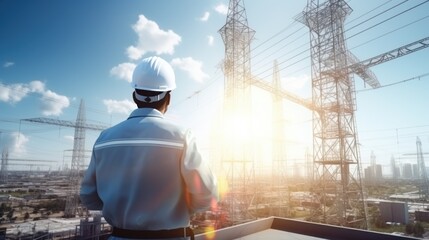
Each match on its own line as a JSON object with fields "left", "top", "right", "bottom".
{"left": 1, "top": 0, "right": 429, "bottom": 176}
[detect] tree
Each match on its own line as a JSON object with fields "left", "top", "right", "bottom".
{"left": 24, "top": 212, "right": 30, "bottom": 221}
{"left": 405, "top": 222, "right": 414, "bottom": 235}
{"left": 6, "top": 209, "right": 14, "bottom": 222}
{"left": 413, "top": 222, "right": 425, "bottom": 238}
{"left": 33, "top": 206, "right": 40, "bottom": 214}
{"left": 0, "top": 203, "right": 6, "bottom": 212}
{"left": 0, "top": 203, "right": 10, "bottom": 212}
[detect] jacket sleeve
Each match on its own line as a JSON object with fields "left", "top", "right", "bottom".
{"left": 180, "top": 130, "right": 218, "bottom": 213}
{"left": 80, "top": 148, "right": 103, "bottom": 210}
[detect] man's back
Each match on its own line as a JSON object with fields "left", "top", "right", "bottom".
{"left": 80, "top": 108, "right": 217, "bottom": 231}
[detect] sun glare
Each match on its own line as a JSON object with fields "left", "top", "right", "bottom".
{"left": 208, "top": 88, "right": 312, "bottom": 176}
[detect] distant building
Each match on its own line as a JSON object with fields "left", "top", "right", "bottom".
{"left": 375, "top": 164, "right": 383, "bottom": 179}
{"left": 402, "top": 163, "right": 413, "bottom": 179}
{"left": 415, "top": 210, "right": 429, "bottom": 222}
{"left": 0, "top": 194, "right": 10, "bottom": 201}
{"left": 379, "top": 201, "right": 409, "bottom": 224}
{"left": 364, "top": 164, "right": 383, "bottom": 183}
{"left": 391, "top": 156, "right": 400, "bottom": 180}
{"left": 364, "top": 167, "right": 373, "bottom": 182}
{"left": 412, "top": 164, "right": 419, "bottom": 179}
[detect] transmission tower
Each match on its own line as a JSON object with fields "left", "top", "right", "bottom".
{"left": 271, "top": 60, "right": 289, "bottom": 217}
{"left": 297, "top": 0, "right": 368, "bottom": 228}
{"left": 416, "top": 137, "right": 429, "bottom": 199}
{"left": 218, "top": 0, "right": 256, "bottom": 225}
{"left": 22, "top": 99, "right": 107, "bottom": 218}
{"left": 1, "top": 148, "right": 9, "bottom": 183}
{"left": 217, "top": 0, "right": 429, "bottom": 229}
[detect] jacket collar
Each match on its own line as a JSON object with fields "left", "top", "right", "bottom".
{"left": 128, "top": 108, "right": 164, "bottom": 119}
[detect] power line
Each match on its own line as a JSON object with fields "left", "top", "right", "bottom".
{"left": 346, "top": 0, "right": 396, "bottom": 25}
{"left": 253, "top": 26, "right": 308, "bottom": 66}
{"left": 247, "top": 0, "right": 411, "bottom": 77}
{"left": 357, "top": 72, "right": 429, "bottom": 93}
{"left": 346, "top": 0, "right": 429, "bottom": 40}
{"left": 349, "top": 13, "right": 429, "bottom": 51}
{"left": 251, "top": 21, "right": 300, "bottom": 53}
{"left": 128, "top": 0, "right": 429, "bottom": 119}
{"left": 252, "top": 29, "right": 308, "bottom": 75}
{"left": 346, "top": 0, "right": 410, "bottom": 33}
{"left": 360, "top": 124, "right": 429, "bottom": 134}
{"left": 251, "top": 0, "right": 429, "bottom": 82}
{"left": 171, "top": 71, "right": 223, "bottom": 109}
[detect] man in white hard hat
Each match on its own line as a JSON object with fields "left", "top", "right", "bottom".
{"left": 80, "top": 56, "right": 218, "bottom": 240}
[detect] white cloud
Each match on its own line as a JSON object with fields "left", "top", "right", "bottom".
{"left": 64, "top": 135, "right": 74, "bottom": 142}
{"left": 214, "top": 3, "right": 228, "bottom": 15}
{"left": 207, "top": 35, "right": 214, "bottom": 46}
{"left": 3, "top": 62, "right": 14, "bottom": 68}
{"left": 0, "top": 80, "right": 69, "bottom": 116}
{"left": 199, "top": 11, "right": 210, "bottom": 21}
{"left": 170, "top": 57, "right": 209, "bottom": 82}
{"left": 40, "top": 90, "right": 70, "bottom": 116}
{"left": 0, "top": 82, "right": 30, "bottom": 103}
{"left": 103, "top": 99, "right": 135, "bottom": 115}
{"left": 29, "top": 80, "right": 45, "bottom": 93}
{"left": 2, "top": 132, "right": 29, "bottom": 157}
{"left": 282, "top": 74, "right": 311, "bottom": 91}
{"left": 126, "top": 14, "right": 181, "bottom": 60}
{"left": 110, "top": 62, "right": 136, "bottom": 83}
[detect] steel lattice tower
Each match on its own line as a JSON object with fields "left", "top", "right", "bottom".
{"left": 219, "top": 0, "right": 255, "bottom": 105}
{"left": 1, "top": 149, "right": 9, "bottom": 183}
{"left": 23, "top": 99, "right": 107, "bottom": 218}
{"left": 416, "top": 137, "right": 429, "bottom": 198}
{"left": 64, "top": 100, "right": 87, "bottom": 218}
{"left": 218, "top": 0, "right": 256, "bottom": 225}
{"left": 271, "top": 60, "right": 289, "bottom": 217}
{"left": 297, "top": 0, "right": 367, "bottom": 228}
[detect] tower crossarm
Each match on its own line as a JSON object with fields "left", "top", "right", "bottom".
{"left": 347, "top": 51, "right": 380, "bottom": 88}
{"left": 7, "top": 158, "right": 57, "bottom": 162}
{"left": 322, "top": 36, "right": 429, "bottom": 89}
{"left": 22, "top": 117, "right": 108, "bottom": 131}
{"left": 6, "top": 163, "right": 51, "bottom": 167}
{"left": 350, "top": 36, "right": 429, "bottom": 81}
{"left": 251, "top": 76, "right": 315, "bottom": 111}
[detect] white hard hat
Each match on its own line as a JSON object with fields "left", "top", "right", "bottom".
{"left": 131, "top": 56, "right": 176, "bottom": 92}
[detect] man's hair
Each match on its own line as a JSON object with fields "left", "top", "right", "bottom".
{"left": 133, "top": 89, "right": 170, "bottom": 110}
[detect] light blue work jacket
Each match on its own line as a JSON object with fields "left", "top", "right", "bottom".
{"left": 80, "top": 108, "right": 218, "bottom": 238}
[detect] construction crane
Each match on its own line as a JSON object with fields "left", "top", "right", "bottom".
{"left": 220, "top": 0, "right": 429, "bottom": 230}
{"left": 22, "top": 99, "right": 107, "bottom": 218}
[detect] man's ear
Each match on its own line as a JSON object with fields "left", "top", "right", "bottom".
{"left": 166, "top": 92, "right": 171, "bottom": 106}
{"left": 132, "top": 91, "right": 138, "bottom": 105}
